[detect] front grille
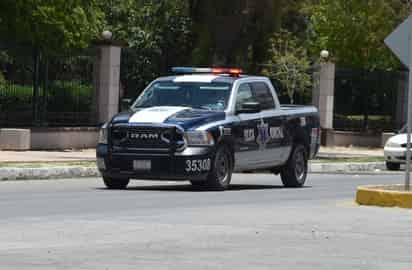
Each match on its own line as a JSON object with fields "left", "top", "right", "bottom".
{"left": 110, "top": 125, "right": 185, "bottom": 152}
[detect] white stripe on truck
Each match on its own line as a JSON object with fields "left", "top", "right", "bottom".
{"left": 128, "top": 106, "right": 189, "bottom": 123}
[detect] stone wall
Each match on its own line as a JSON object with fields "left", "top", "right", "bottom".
{"left": 329, "top": 130, "right": 382, "bottom": 148}
{"left": 31, "top": 127, "right": 99, "bottom": 150}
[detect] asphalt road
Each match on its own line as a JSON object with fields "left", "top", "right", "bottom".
{"left": 0, "top": 173, "right": 411, "bottom": 270}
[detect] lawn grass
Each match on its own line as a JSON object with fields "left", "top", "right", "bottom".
{"left": 344, "top": 115, "right": 391, "bottom": 121}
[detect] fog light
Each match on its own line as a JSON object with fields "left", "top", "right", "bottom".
{"left": 97, "top": 158, "right": 106, "bottom": 170}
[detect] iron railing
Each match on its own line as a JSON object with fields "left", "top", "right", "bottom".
{"left": 0, "top": 45, "right": 97, "bottom": 127}
{"left": 333, "top": 68, "right": 399, "bottom": 132}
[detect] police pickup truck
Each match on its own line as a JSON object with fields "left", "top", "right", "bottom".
{"left": 97, "top": 67, "right": 320, "bottom": 190}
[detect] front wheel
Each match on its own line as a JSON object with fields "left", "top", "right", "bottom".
{"left": 205, "top": 145, "right": 233, "bottom": 190}
{"left": 103, "top": 177, "right": 130, "bottom": 189}
{"left": 386, "top": 162, "right": 400, "bottom": 171}
{"left": 280, "top": 144, "right": 308, "bottom": 188}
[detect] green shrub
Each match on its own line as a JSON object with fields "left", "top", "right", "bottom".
{"left": 46, "top": 80, "right": 93, "bottom": 112}
{"left": 334, "top": 114, "right": 394, "bottom": 132}
{"left": 0, "top": 80, "right": 93, "bottom": 112}
{"left": 0, "top": 72, "right": 5, "bottom": 85}
{"left": 0, "top": 83, "right": 33, "bottom": 111}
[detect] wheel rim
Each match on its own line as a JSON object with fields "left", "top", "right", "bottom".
{"left": 216, "top": 150, "right": 230, "bottom": 184}
{"left": 294, "top": 149, "right": 306, "bottom": 182}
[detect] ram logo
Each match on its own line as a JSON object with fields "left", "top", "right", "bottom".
{"left": 129, "top": 132, "right": 159, "bottom": 140}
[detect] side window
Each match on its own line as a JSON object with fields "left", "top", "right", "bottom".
{"left": 250, "top": 82, "right": 276, "bottom": 110}
{"left": 235, "top": 83, "right": 256, "bottom": 110}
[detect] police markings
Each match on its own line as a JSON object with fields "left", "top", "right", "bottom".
{"left": 243, "top": 119, "right": 284, "bottom": 148}
{"left": 257, "top": 120, "right": 270, "bottom": 149}
{"left": 244, "top": 129, "right": 255, "bottom": 142}
{"left": 270, "top": 126, "right": 284, "bottom": 139}
{"left": 300, "top": 117, "right": 307, "bottom": 127}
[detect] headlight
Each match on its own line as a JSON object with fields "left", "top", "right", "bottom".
{"left": 184, "top": 131, "right": 214, "bottom": 146}
{"left": 98, "top": 123, "right": 109, "bottom": 144}
{"left": 385, "top": 141, "right": 400, "bottom": 148}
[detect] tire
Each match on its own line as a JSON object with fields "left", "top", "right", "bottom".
{"left": 280, "top": 144, "right": 308, "bottom": 188}
{"left": 205, "top": 145, "right": 233, "bottom": 190}
{"left": 386, "top": 162, "right": 400, "bottom": 171}
{"left": 103, "top": 177, "right": 130, "bottom": 189}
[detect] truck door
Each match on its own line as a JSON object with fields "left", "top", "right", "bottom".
{"left": 249, "top": 82, "right": 291, "bottom": 167}
{"left": 232, "top": 83, "right": 261, "bottom": 170}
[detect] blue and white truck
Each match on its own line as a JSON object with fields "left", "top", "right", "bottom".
{"left": 96, "top": 67, "right": 320, "bottom": 190}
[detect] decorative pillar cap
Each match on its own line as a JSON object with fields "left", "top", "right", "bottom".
{"left": 101, "top": 30, "right": 113, "bottom": 40}
{"left": 320, "top": 50, "right": 330, "bottom": 61}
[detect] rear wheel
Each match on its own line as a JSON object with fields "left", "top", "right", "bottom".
{"left": 205, "top": 145, "right": 233, "bottom": 190}
{"left": 103, "top": 177, "right": 130, "bottom": 189}
{"left": 386, "top": 162, "right": 400, "bottom": 171}
{"left": 280, "top": 144, "right": 308, "bottom": 188}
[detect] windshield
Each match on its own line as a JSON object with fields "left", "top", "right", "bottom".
{"left": 132, "top": 81, "right": 232, "bottom": 111}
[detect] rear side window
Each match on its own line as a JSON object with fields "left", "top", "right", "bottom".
{"left": 250, "top": 82, "right": 275, "bottom": 110}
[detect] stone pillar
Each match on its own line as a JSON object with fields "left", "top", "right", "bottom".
{"left": 95, "top": 43, "right": 122, "bottom": 124}
{"left": 312, "top": 61, "right": 336, "bottom": 146}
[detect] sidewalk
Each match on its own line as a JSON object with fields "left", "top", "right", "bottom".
{"left": 0, "top": 149, "right": 95, "bottom": 163}
{"left": 318, "top": 146, "right": 383, "bottom": 158}
{"left": 0, "top": 147, "right": 383, "bottom": 163}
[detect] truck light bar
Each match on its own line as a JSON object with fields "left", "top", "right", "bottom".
{"left": 172, "top": 67, "right": 243, "bottom": 76}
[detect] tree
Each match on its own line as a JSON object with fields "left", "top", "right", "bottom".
{"left": 309, "top": 0, "right": 412, "bottom": 70}
{"left": 188, "top": 0, "right": 284, "bottom": 70}
{"left": 0, "top": 0, "right": 104, "bottom": 123}
{"left": 188, "top": 0, "right": 249, "bottom": 66}
{"left": 0, "top": 0, "right": 104, "bottom": 53}
{"left": 104, "top": 0, "right": 192, "bottom": 96}
{"left": 262, "top": 30, "right": 312, "bottom": 104}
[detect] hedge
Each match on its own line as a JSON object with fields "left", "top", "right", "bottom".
{"left": 0, "top": 80, "right": 93, "bottom": 112}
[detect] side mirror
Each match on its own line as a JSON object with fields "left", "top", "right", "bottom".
{"left": 236, "top": 102, "right": 261, "bottom": 114}
{"left": 120, "top": 98, "right": 132, "bottom": 111}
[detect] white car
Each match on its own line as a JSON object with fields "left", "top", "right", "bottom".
{"left": 384, "top": 128, "right": 410, "bottom": 170}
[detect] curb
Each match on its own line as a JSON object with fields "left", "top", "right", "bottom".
{"left": 356, "top": 185, "right": 412, "bottom": 209}
{"left": 308, "top": 162, "right": 386, "bottom": 174}
{"left": 0, "top": 162, "right": 390, "bottom": 181}
{"left": 0, "top": 166, "right": 100, "bottom": 181}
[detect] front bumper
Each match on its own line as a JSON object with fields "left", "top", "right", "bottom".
{"left": 96, "top": 144, "right": 215, "bottom": 181}
{"left": 384, "top": 147, "right": 407, "bottom": 163}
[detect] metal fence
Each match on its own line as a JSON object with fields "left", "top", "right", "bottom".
{"left": 334, "top": 68, "right": 399, "bottom": 132}
{"left": 0, "top": 45, "right": 97, "bottom": 127}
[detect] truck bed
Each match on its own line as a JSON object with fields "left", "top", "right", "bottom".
{"left": 280, "top": 105, "right": 318, "bottom": 115}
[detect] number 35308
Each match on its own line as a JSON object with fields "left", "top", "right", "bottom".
{"left": 185, "top": 159, "right": 211, "bottom": 172}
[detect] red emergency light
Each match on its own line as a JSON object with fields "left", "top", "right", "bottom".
{"left": 172, "top": 67, "right": 244, "bottom": 76}
{"left": 211, "top": 68, "right": 243, "bottom": 75}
